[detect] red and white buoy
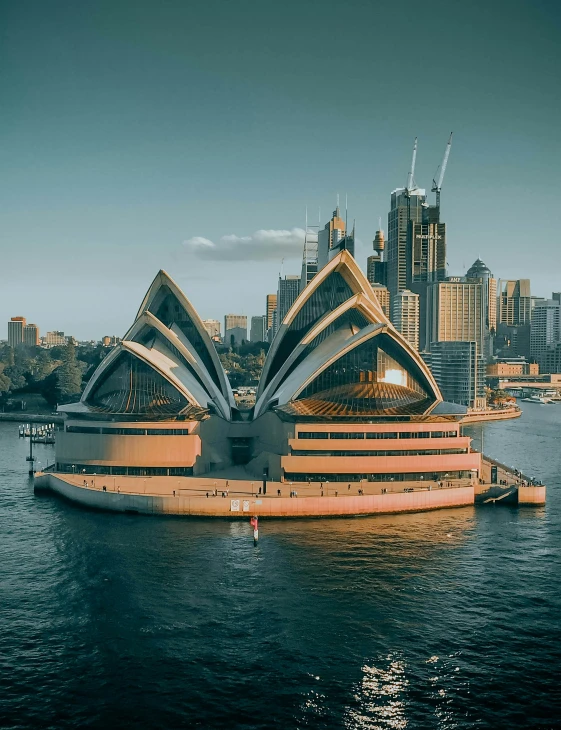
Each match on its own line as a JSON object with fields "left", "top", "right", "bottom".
{"left": 250, "top": 515, "right": 259, "bottom": 545}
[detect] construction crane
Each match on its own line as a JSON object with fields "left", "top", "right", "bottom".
{"left": 406, "top": 137, "right": 418, "bottom": 192}
{"left": 431, "top": 133, "right": 453, "bottom": 210}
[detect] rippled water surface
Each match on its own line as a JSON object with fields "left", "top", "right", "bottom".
{"left": 1, "top": 406, "right": 561, "bottom": 729}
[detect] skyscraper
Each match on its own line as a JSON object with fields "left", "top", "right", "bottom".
{"left": 250, "top": 315, "right": 267, "bottom": 343}
{"left": 23, "top": 323, "right": 39, "bottom": 346}
{"left": 393, "top": 290, "right": 420, "bottom": 350}
{"left": 411, "top": 205, "right": 446, "bottom": 284}
{"left": 277, "top": 275, "right": 301, "bottom": 324}
{"left": 317, "top": 206, "right": 346, "bottom": 271}
{"left": 369, "top": 284, "right": 390, "bottom": 320}
{"left": 530, "top": 298, "right": 561, "bottom": 364}
{"left": 8, "top": 317, "right": 26, "bottom": 348}
{"left": 466, "top": 258, "right": 497, "bottom": 359}
{"left": 224, "top": 315, "right": 247, "bottom": 347}
{"left": 426, "top": 281, "right": 484, "bottom": 353}
{"left": 387, "top": 188, "right": 426, "bottom": 302}
{"left": 425, "top": 280, "right": 486, "bottom": 409}
{"left": 265, "top": 294, "right": 277, "bottom": 331}
{"left": 427, "top": 341, "right": 486, "bottom": 410}
{"left": 498, "top": 280, "right": 532, "bottom": 325}
{"left": 300, "top": 220, "right": 319, "bottom": 292}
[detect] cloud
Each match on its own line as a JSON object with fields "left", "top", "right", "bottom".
{"left": 185, "top": 236, "right": 215, "bottom": 248}
{"left": 183, "top": 228, "right": 305, "bottom": 261}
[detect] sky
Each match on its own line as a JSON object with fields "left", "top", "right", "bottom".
{"left": 1, "top": 0, "right": 560, "bottom": 340}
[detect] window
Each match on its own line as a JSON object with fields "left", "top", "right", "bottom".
{"left": 148, "top": 285, "right": 222, "bottom": 391}
{"left": 85, "top": 350, "right": 191, "bottom": 415}
{"left": 330, "top": 432, "right": 365, "bottom": 440}
{"left": 101, "top": 427, "right": 145, "bottom": 435}
{"left": 263, "top": 271, "right": 354, "bottom": 387}
{"left": 294, "top": 336, "right": 433, "bottom": 417}
{"left": 66, "top": 426, "right": 101, "bottom": 434}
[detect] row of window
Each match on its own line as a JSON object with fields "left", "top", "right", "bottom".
{"left": 57, "top": 464, "right": 194, "bottom": 476}
{"left": 65, "top": 426, "right": 192, "bottom": 436}
{"left": 297, "top": 430, "right": 458, "bottom": 440}
{"left": 290, "top": 449, "right": 467, "bottom": 457}
{"left": 283, "top": 471, "right": 473, "bottom": 483}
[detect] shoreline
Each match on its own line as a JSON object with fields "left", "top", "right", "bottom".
{"left": 0, "top": 413, "right": 64, "bottom": 424}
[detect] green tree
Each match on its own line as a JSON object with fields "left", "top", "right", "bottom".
{"left": 55, "top": 341, "right": 83, "bottom": 403}
{"left": 0, "top": 363, "right": 11, "bottom": 396}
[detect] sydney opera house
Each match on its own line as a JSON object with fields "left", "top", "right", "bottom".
{"left": 53, "top": 250, "right": 481, "bottom": 502}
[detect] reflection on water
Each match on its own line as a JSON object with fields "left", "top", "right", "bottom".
{"left": 1, "top": 409, "right": 561, "bottom": 730}
{"left": 344, "top": 655, "right": 408, "bottom": 729}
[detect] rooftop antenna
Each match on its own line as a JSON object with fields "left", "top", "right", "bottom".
{"left": 345, "top": 193, "right": 348, "bottom": 235}
{"left": 432, "top": 132, "right": 453, "bottom": 211}
{"left": 336, "top": 192, "right": 340, "bottom": 214}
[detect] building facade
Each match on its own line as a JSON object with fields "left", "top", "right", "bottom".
{"left": 202, "top": 319, "right": 221, "bottom": 340}
{"left": 224, "top": 315, "right": 247, "bottom": 348}
{"left": 393, "top": 290, "right": 420, "bottom": 351}
{"left": 266, "top": 294, "right": 277, "bottom": 334}
{"left": 277, "top": 275, "right": 301, "bottom": 324}
{"left": 426, "top": 281, "right": 484, "bottom": 353}
{"left": 250, "top": 315, "right": 267, "bottom": 343}
{"left": 386, "top": 188, "right": 426, "bottom": 303}
{"left": 369, "top": 284, "right": 390, "bottom": 320}
{"left": 498, "top": 280, "right": 532, "bottom": 326}
{"left": 23, "top": 323, "right": 40, "bottom": 346}
{"left": 466, "top": 258, "right": 497, "bottom": 360}
{"left": 43, "top": 331, "right": 68, "bottom": 347}
{"left": 8, "top": 317, "right": 26, "bottom": 348}
{"left": 530, "top": 298, "right": 561, "bottom": 365}
{"left": 426, "top": 342, "right": 486, "bottom": 410}
{"left": 318, "top": 206, "right": 346, "bottom": 271}
{"left": 55, "top": 258, "right": 480, "bottom": 486}
{"left": 486, "top": 360, "right": 539, "bottom": 377}
{"left": 411, "top": 205, "right": 446, "bottom": 284}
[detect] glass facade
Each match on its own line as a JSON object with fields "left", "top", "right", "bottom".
{"left": 297, "top": 430, "right": 457, "bottom": 439}
{"left": 66, "top": 426, "right": 192, "bottom": 435}
{"left": 135, "top": 325, "right": 212, "bottom": 398}
{"left": 147, "top": 285, "right": 222, "bottom": 391}
{"left": 288, "top": 335, "right": 434, "bottom": 417}
{"left": 85, "top": 351, "right": 193, "bottom": 416}
{"left": 273, "top": 308, "right": 371, "bottom": 392}
{"left": 57, "top": 464, "right": 194, "bottom": 476}
{"left": 284, "top": 471, "right": 472, "bottom": 483}
{"left": 263, "top": 271, "right": 354, "bottom": 388}
{"left": 290, "top": 449, "right": 467, "bottom": 456}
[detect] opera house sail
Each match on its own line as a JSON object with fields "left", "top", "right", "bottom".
{"left": 55, "top": 252, "right": 480, "bottom": 491}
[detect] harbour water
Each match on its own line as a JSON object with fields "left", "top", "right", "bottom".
{"left": 1, "top": 406, "right": 560, "bottom": 729}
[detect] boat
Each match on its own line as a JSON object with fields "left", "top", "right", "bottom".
{"left": 521, "top": 394, "right": 553, "bottom": 404}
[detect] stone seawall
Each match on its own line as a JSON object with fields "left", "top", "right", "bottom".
{"left": 0, "top": 413, "right": 64, "bottom": 424}
{"left": 36, "top": 474, "right": 474, "bottom": 518}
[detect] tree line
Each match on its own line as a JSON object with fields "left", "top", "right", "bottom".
{"left": 0, "top": 341, "right": 106, "bottom": 410}
{"left": 0, "top": 339, "right": 270, "bottom": 411}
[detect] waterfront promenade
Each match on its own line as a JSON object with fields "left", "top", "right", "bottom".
{"left": 36, "top": 471, "right": 475, "bottom": 517}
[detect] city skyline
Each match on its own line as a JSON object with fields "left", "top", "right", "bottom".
{"left": 2, "top": 0, "right": 559, "bottom": 339}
